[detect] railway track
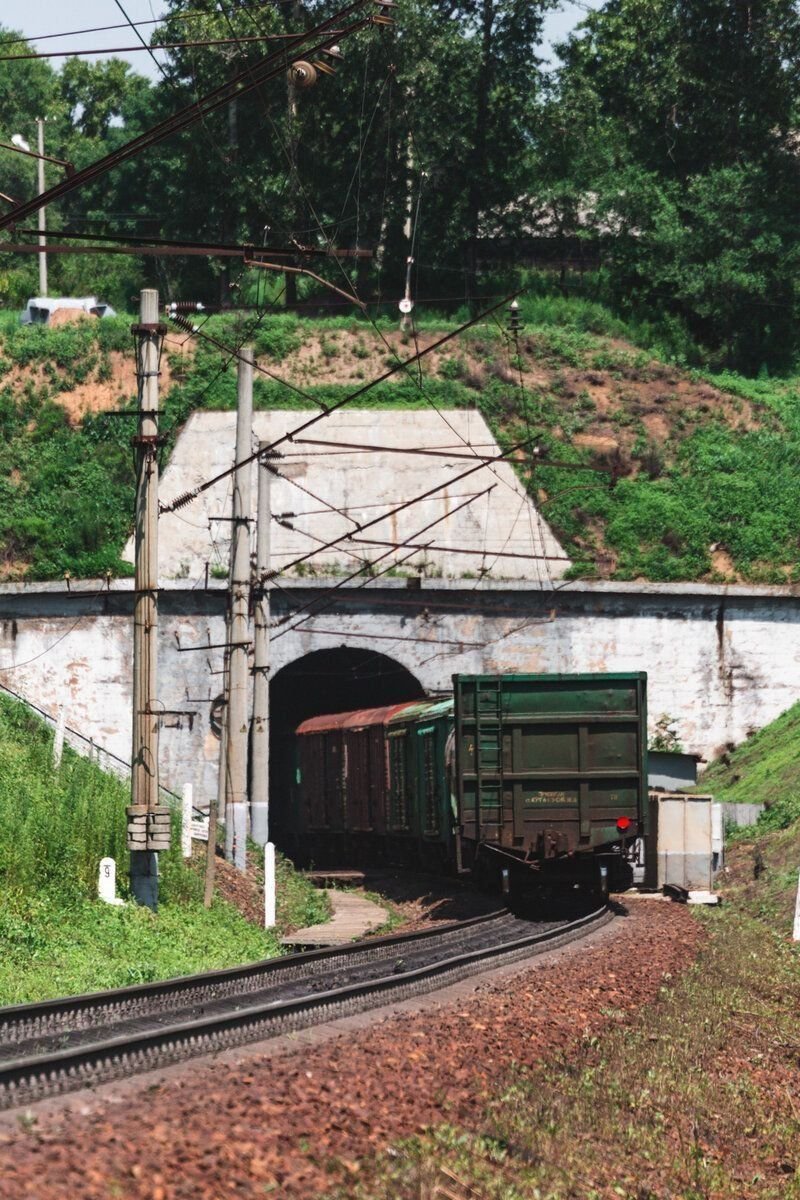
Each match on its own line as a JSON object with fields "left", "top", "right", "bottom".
{"left": 0, "top": 904, "right": 612, "bottom": 1111}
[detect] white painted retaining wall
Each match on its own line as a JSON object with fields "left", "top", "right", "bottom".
{"left": 0, "top": 577, "right": 797, "bottom": 809}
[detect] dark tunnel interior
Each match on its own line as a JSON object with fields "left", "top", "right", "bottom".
{"left": 267, "top": 647, "right": 426, "bottom": 850}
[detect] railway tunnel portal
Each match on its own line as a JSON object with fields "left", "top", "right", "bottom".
{"left": 267, "top": 647, "right": 426, "bottom": 852}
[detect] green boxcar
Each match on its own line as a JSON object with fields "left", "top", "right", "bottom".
{"left": 290, "top": 673, "right": 648, "bottom": 888}
{"left": 454, "top": 673, "right": 648, "bottom": 884}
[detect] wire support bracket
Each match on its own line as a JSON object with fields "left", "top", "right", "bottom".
{"left": 130, "top": 322, "right": 168, "bottom": 336}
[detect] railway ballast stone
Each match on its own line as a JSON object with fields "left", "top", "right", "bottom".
{"left": 0, "top": 902, "right": 701, "bottom": 1199}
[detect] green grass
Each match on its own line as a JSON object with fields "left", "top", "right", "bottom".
{"left": 0, "top": 894, "right": 276, "bottom": 1005}
{"left": 0, "top": 692, "right": 323, "bottom": 1004}
{"left": 5, "top": 297, "right": 800, "bottom": 583}
{"left": 697, "top": 700, "right": 800, "bottom": 811}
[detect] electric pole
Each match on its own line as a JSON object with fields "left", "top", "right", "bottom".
{"left": 250, "top": 446, "right": 272, "bottom": 847}
{"left": 399, "top": 120, "right": 414, "bottom": 333}
{"left": 36, "top": 118, "right": 47, "bottom": 296}
{"left": 128, "top": 289, "right": 170, "bottom": 909}
{"left": 224, "top": 347, "right": 254, "bottom": 871}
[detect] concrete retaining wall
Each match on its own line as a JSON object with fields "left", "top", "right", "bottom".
{"left": 0, "top": 577, "right": 797, "bottom": 808}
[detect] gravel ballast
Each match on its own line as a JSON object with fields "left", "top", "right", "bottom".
{"left": 0, "top": 901, "right": 701, "bottom": 1199}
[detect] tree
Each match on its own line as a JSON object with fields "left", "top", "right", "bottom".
{"left": 545, "top": 0, "right": 800, "bottom": 369}
{"left": 140, "top": 0, "right": 557, "bottom": 304}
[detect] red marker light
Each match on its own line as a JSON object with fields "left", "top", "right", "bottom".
{"left": 616, "top": 816, "right": 631, "bottom": 832}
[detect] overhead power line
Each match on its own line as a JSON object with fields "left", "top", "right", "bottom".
{"left": 266, "top": 438, "right": 535, "bottom": 582}
{"left": 0, "top": 32, "right": 337, "bottom": 62}
{"left": 10, "top": 227, "right": 371, "bottom": 259}
{"left": 0, "top": 0, "right": 381, "bottom": 233}
{"left": 270, "top": 487, "right": 496, "bottom": 640}
{"left": 0, "top": 5, "right": 282, "bottom": 46}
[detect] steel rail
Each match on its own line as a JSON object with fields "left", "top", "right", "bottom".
{"left": 0, "top": 905, "right": 610, "bottom": 1110}
{"left": 0, "top": 910, "right": 510, "bottom": 1042}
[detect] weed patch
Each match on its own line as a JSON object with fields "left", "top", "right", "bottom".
{"left": 0, "top": 693, "right": 322, "bottom": 1003}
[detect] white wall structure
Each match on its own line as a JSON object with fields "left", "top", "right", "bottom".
{"left": 125, "top": 410, "right": 568, "bottom": 584}
{"left": 0, "top": 409, "right": 796, "bottom": 814}
{"left": 0, "top": 578, "right": 799, "bottom": 814}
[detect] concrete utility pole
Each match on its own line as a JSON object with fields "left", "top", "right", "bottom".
{"left": 250, "top": 446, "right": 272, "bottom": 847}
{"left": 224, "top": 347, "right": 254, "bottom": 871}
{"left": 36, "top": 118, "right": 47, "bottom": 296}
{"left": 128, "top": 289, "right": 170, "bottom": 909}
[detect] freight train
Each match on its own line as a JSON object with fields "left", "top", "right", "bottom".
{"left": 287, "top": 673, "right": 649, "bottom": 893}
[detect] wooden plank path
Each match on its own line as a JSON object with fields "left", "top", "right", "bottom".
{"left": 282, "top": 890, "right": 387, "bottom": 948}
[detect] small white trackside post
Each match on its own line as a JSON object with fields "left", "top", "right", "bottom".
{"left": 182, "top": 783, "right": 193, "bottom": 858}
{"left": 53, "top": 703, "right": 66, "bottom": 769}
{"left": 98, "top": 857, "right": 124, "bottom": 906}
{"left": 793, "top": 870, "right": 800, "bottom": 941}
{"left": 264, "top": 842, "right": 276, "bottom": 929}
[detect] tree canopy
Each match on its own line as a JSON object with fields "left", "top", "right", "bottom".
{"left": 1, "top": 1, "right": 800, "bottom": 370}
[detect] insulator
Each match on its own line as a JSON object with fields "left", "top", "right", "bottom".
{"left": 288, "top": 60, "right": 318, "bottom": 89}
{"left": 372, "top": 0, "right": 397, "bottom": 22}
{"left": 167, "top": 301, "right": 205, "bottom": 313}
{"left": 312, "top": 58, "right": 337, "bottom": 77}
{"left": 167, "top": 490, "right": 198, "bottom": 513}
{"left": 507, "top": 299, "right": 523, "bottom": 334}
{"left": 169, "top": 313, "right": 194, "bottom": 332}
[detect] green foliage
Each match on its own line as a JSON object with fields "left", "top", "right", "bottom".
{"left": 272, "top": 853, "right": 331, "bottom": 932}
{"left": 0, "top": 696, "right": 127, "bottom": 901}
{"left": 533, "top": 395, "right": 800, "bottom": 583}
{"left": 747, "top": 793, "right": 800, "bottom": 835}
{"left": 0, "top": 693, "right": 331, "bottom": 1003}
{"left": 6, "top": 305, "right": 800, "bottom": 585}
{"left": 543, "top": 0, "right": 800, "bottom": 370}
{"left": 649, "top": 714, "right": 683, "bottom": 753}
{"left": 0, "top": 893, "right": 278, "bottom": 1005}
{"left": 699, "top": 701, "right": 800, "bottom": 812}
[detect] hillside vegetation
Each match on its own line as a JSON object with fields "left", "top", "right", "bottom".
{"left": 2, "top": 297, "right": 800, "bottom": 586}
{"left": 0, "top": 692, "right": 326, "bottom": 1004}
{"left": 700, "top": 701, "right": 800, "bottom": 813}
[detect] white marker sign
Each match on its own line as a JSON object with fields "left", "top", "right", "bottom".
{"left": 264, "top": 842, "right": 276, "bottom": 929}
{"left": 98, "top": 857, "right": 125, "bottom": 906}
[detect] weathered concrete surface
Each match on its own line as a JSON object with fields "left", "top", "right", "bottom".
{"left": 282, "top": 890, "right": 388, "bottom": 947}
{"left": 124, "top": 410, "right": 568, "bottom": 583}
{"left": 0, "top": 578, "right": 799, "bottom": 811}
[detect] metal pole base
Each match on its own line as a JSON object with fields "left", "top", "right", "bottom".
{"left": 130, "top": 850, "right": 159, "bottom": 911}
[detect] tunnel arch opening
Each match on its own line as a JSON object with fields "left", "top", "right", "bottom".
{"left": 267, "top": 647, "right": 426, "bottom": 853}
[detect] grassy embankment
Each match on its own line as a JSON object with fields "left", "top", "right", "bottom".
{"left": 3, "top": 294, "right": 800, "bottom": 583}
{"left": 332, "top": 707, "right": 800, "bottom": 1200}
{"left": 0, "top": 693, "right": 327, "bottom": 1005}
